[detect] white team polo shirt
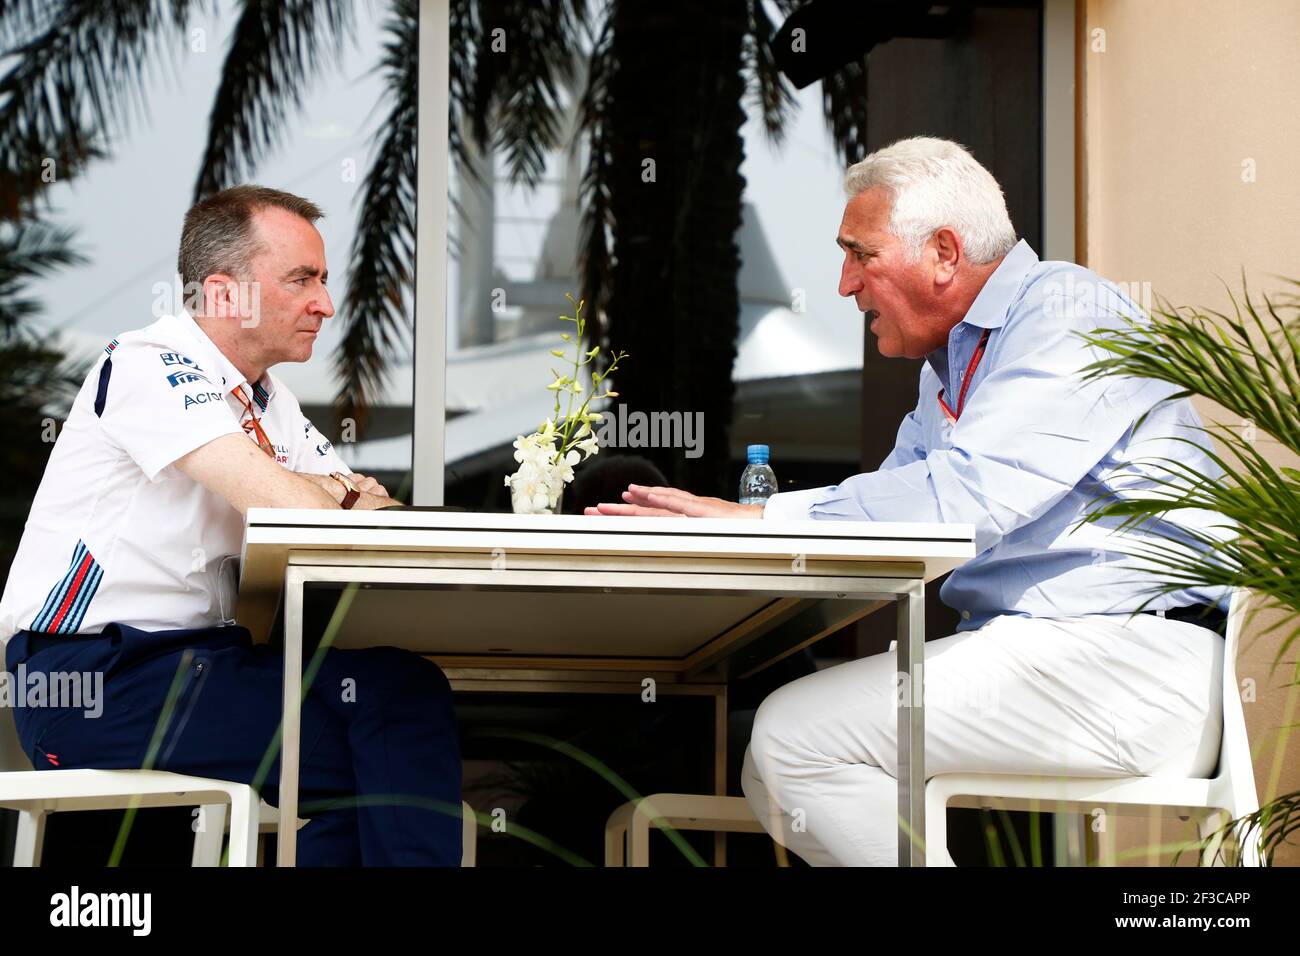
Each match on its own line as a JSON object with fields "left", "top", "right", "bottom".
{"left": 0, "top": 310, "right": 349, "bottom": 645}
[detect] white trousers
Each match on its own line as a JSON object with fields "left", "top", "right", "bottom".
{"left": 740, "top": 613, "right": 1223, "bottom": 866}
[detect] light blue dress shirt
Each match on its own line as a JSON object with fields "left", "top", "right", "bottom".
{"left": 763, "top": 240, "right": 1230, "bottom": 630}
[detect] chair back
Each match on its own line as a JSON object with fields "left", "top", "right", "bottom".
{"left": 1216, "top": 589, "right": 1260, "bottom": 817}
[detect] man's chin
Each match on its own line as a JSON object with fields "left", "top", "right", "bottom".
{"left": 873, "top": 337, "right": 904, "bottom": 359}
{"left": 279, "top": 345, "right": 314, "bottom": 365}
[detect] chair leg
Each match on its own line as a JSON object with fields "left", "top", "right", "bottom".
{"left": 1235, "top": 814, "right": 1264, "bottom": 867}
{"left": 1052, "top": 813, "right": 1089, "bottom": 866}
{"left": 1198, "top": 810, "right": 1229, "bottom": 867}
{"left": 460, "top": 801, "right": 476, "bottom": 868}
{"left": 924, "top": 785, "right": 956, "bottom": 867}
{"left": 14, "top": 810, "right": 47, "bottom": 867}
{"left": 604, "top": 823, "right": 626, "bottom": 866}
{"left": 604, "top": 803, "right": 633, "bottom": 866}
{"left": 226, "top": 790, "right": 260, "bottom": 867}
{"left": 191, "top": 803, "right": 228, "bottom": 867}
{"left": 628, "top": 804, "right": 655, "bottom": 867}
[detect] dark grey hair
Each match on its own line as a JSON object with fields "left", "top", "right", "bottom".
{"left": 177, "top": 184, "right": 324, "bottom": 291}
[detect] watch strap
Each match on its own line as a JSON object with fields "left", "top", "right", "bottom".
{"left": 330, "top": 472, "right": 361, "bottom": 510}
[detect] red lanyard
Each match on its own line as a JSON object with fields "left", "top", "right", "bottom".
{"left": 937, "top": 328, "right": 992, "bottom": 424}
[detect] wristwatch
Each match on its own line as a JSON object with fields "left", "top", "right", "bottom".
{"left": 329, "top": 471, "right": 361, "bottom": 510}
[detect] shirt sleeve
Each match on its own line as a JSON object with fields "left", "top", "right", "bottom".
{"left": 763, "top": 376, "right": 929, "bottom": 521}
{"left": 97, "top": 343, "right": 245, "bottom": 482}
{"left": 291, "top": 415, "right": 351, "bottom": 476}
{"left": 762, "top": 487, "right": 828, "bottom": 520}
{"left": 762, "top": 281, "right": 1178, "bottom": 553}
{"left": 878, "top": 399, "right": 927, "bottom": 470}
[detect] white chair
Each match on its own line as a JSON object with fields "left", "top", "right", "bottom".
{"left": 190, "top": 798, "right": 481, "bottom": 866}
{"left": 0, "top": 644, "right": 474, "bottom": 868}
{"left": 0, "top": 643, "right": 260, "bottom": 867}
{"left": 925, "top": 589, "right": 1264, "bottom": 866}
{"left": 604, "top": 793, "right": 766, "bottom": 866}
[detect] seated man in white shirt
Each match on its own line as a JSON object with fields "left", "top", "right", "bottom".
{"left": 584, "top": 137, "right": 1228, "bottom": 866}
{"left": 0, "top": 185, "right": 461, "bottom": 866}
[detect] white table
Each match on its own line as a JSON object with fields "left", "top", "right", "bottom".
{"left": 237, "top": 509, "right": 974, "bottom": 866}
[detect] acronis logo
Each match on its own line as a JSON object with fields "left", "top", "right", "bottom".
{"left": 166, "top": 370, "right": 210, "bottom": 387}
{"left": 183, "top": 391, "right": 225, "bottom": 409}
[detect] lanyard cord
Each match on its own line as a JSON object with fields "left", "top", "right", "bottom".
{"left": 231, "top": 387, "right": 276, "bottom": 457}
{"left": 937, "top": 327, "right": 992, "bottom": 424}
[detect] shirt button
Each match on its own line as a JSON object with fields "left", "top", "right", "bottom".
{"left": 961, "top": 610, "right": 971, "bottom": 621}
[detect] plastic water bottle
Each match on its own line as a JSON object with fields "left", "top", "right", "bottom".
{"left": 739, "top": 444, "right": 778, "bottom": 505}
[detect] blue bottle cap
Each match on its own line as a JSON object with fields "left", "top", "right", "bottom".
{"left": 747, "top": 444, "right": 769, "bottom": 464}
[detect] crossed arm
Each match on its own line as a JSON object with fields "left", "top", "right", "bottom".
{"left": 175, "top": 433, "right": 400, "bottom": 515}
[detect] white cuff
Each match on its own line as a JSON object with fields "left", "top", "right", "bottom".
{"left": 761, "top": 488, "right": 828, "bottom": 521}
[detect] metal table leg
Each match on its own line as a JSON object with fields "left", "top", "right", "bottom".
{"left": 713, "top": 686, "right": 727, "bottom": 867}
{"left": 277, "top": 565, "right": 304, "bottom": 866}
{"left": 896, "top": 579, "right": 925, "bottom": 866}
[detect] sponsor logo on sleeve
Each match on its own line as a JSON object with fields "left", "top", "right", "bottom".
{"left": 166, "top": 369, "right": 211, "bottom": 387}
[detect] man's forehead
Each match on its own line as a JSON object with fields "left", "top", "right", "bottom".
{"left": 844, "top": 187, "right": 891, "bottom": 223}
{"left": 251, "top": 206, "right": 322, "bottom": 242}
{"left": 249, "top": 207, "right": 325, "bottom": 263}
{"left": 839, "top": 190, "right": 891, "bottom": 246}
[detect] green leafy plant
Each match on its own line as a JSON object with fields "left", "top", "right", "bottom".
{"left": 1078, "top": 278, "right": 1300, "bottom": 865}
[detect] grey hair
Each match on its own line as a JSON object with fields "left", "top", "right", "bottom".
{"left": 844, "top": 137, "right": 1017, "bottom": 265}
{"left": 178, "top": 184, "right": 324, "bottom": 291}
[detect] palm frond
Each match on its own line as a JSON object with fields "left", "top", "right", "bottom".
{"left": 468, "top": 0, "right": 586, "bottom": 189}
{"left": 1078, "top": 280, "right": 1300, "bottom": 666}
{"left": 0, "top": 0, "right": 188, "bottom": 210}
{"left": 820, "top": 54, "right": 869, "bottom": 164}
{"left": 1079, "top": 288, "right": 1300, "bottom": 454}
{"left": 192, "top": 0, "right": 354, "bottom": 199}
{"left": 0, "top": 330, "right": 88, "bottom": 410}
{"left": 742, "top": 0, "right": 796, "bottom": 144}
{"left": 1178, "top": 788, "right": 1300, "bottom": 866}
{"left": 1082, "top": 283, "right": 1300, "bottom": 866}
{"left": 575, "top": 12, "right": 614, "bottom": 346}
{"left": 0, "top": 219, "right": 86, "bottom": 333}
{"left": 330, "top": 0, "right": 418, "bottom": 433}
{"left": 0, "top": 0, "right": 58, "bottom": 44}
{"left": 448, "top": 0, "right": 476, "bottom": 176}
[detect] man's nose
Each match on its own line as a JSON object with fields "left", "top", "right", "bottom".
{"left": 315, "top": 286, "right": 335, "bottom": 318}
{"left": 838, "top": 259, "right": 862, "bottom": 298}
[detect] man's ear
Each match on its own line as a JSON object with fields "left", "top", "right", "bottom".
{"left": 930, "top": 227, "right": 962, "bottom": 285}
{"left": 202, "top": 274, "right": 240, "bottom": 318}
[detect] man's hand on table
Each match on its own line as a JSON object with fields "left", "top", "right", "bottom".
{"left": 583, "top": 484, "right": 764, "bottom": 519}
{"left": 299, "top": 472, "right": 402, "bottom": 510}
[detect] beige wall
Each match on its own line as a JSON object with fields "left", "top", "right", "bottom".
{"left": 1080, "top": 0, "right": 1300, "bottom": 865}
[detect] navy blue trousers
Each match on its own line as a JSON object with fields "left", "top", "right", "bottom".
{"left": 6, "top": 623, "right": 462, "bottom": 866}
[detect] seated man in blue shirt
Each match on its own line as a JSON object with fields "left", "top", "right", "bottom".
{"left": 585, "top": 137, "right": 1228, "bottom": 866}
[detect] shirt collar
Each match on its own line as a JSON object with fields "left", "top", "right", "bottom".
{"left": 958, "top": 239, "right": 1039, "bottom": 330}
{"left": 923, "top": 240, "right": 1038, "bottom": 385}
{"left": 175, "top": 310, "right": 276, "bottom": 411}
